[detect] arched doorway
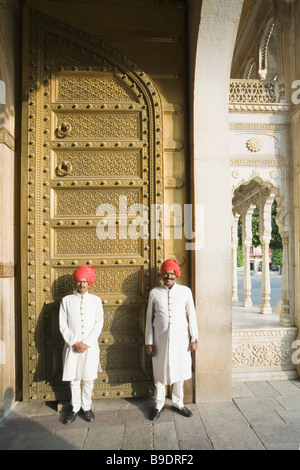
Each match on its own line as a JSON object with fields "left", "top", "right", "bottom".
{"left": 232, "top": 178, "right": 282, "bottom": 316}
{"left": 231, "top": 178, "right": 298, "bottom": 381}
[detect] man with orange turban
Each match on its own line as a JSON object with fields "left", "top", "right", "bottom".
{"left": 145, "top": 259, "right": 198, "bottom": 420}
{"left": 59, "top": 265, "right": 103, "bottom": 424}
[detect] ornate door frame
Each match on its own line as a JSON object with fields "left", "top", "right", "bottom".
{"left": 21, "top": 9, "right": 164, "bottom": 401}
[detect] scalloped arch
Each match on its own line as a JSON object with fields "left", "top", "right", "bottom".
{"left": 231, "top": 175, "right": 282, "bottom": 228}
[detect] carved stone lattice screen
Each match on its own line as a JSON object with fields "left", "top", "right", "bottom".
{"left": 21, "top": 10, "right": 164, "bottom": 401}
{"left": 229, "top": 79, "right": 277, "bottom": 104}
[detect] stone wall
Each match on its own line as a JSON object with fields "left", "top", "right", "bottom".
{"left": 0, "top": 0, "right": 18, "bottom": 420}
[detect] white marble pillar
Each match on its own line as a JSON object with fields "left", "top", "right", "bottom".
{"left": 191, "top": 0, "right": 244, "bottom": 403}
{"left": 231, "top": 213, "right": 240, "bottom": 301}
{"left": 241, "top": 204, "right": 255, "bottom": 307}
{"left": 280, "top": 229, "right": 291, "bottom": 326}
{"left": 260, "top": 240, "right": 273, "bottom": 314}
{"left": 0, "top": 29, "right": 16, "bottom": 419}
{"left": 259, "top": 189, "right": 275, "bottom": 315}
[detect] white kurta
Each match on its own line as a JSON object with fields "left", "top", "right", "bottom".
{"left": 145, "top": 283, "right": 198, "bottom": 385}
{"left": 59, "top": 292, "right": 103, "bottom": 381}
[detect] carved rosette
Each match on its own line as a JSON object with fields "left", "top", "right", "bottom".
{"left": 23, "top": 10, "right": 164, "bottom": 401}
{"left": 246, "top": 136, "right": 263, "bottom": 152}
{"left": 230, "top": 122, "right": 292, "bottom": 227}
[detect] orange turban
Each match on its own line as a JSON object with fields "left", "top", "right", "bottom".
{"left": 160, "top": 259, "right": 181, "bottom": 278}
{"left": 73, "top": 265, "right": 96, "bottom": 285}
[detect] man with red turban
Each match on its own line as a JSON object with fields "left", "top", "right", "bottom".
{"left": 73, "top": 265, "right": 96, "bottom": 286}
{"left": 145, "top": 259, "right": 198, "bottom": 420}
{"left": 59, "top": 265, "right": 103, "bottom": 424}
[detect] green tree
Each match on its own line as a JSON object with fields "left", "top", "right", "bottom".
{"left": 237, "top": 245, "right": 244, "bottom": 267}
{"left": 270, "top": 199, "right": 282, "bottom": 250}
{"left": 271, "top": 248, "right": 283, "bottom": 266}
{"left": 237, "top": 200, "right": 282, "bottom": 250}
{"left": 251, "top": 208, "right": 260, "bottom": 247}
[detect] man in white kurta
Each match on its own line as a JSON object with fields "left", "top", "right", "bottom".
{"left": 59, "top": 265, "right": 103, "bottom": 424}
{"left": 145, "top": 259, "right": 198, "bottom": 420}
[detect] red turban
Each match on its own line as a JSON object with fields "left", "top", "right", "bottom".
{"left": 160, "top": 259, "right": 181, "bottom": 278}
{"left": 73, "top": 265, "right": 96, "bottom": 285}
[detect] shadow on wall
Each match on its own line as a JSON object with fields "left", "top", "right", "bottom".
{"left": 33, "top": 271, "right": 154, "bottom": 402}
{"left": 33, "top": 275, "right": 74, "bottom": 402}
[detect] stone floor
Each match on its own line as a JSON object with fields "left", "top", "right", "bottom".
{"left": 232, "top": 303, "right": 282, "bottom": 330}
{"left": 1, "top": 379, "right": 300, "bottom": 451}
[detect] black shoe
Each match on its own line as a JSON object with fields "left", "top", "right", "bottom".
{"left": 172, "top": 406, "right": 193, "bottom": 417}
{"left": 149, "top": 406, "right": 165, "bottom": 421}
{"left": 64, "top": 411, "right": 78, "bottom": 424}
{"left": 83, "top": 409, "right": 94, "bottom": 422}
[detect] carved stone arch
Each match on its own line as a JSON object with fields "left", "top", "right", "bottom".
{"left": 258, "top": 17, "right": 276, "bottom": 79}
{"left": 22, "top": 10, "right": 165, "bottom": 401}
{"left": 232, "top": 176, "right": 282, "bottom": 249}
{"left": 231, "top": 171, "right": 281, "bottom": 201}
{"left": 243, "top": 57, "right": 256, "bottom": 79}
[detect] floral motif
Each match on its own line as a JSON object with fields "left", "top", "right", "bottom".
{"left": 232, "top": 342, "right": 291, "bottom": 367}
{"left": 246, "top": 136, "right": 263, "bottom": 152}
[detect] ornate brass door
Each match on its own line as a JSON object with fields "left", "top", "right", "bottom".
{"left": 22, "top": 10, "right": 164, "bottom": 401}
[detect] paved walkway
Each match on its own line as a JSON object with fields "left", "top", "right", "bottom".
{"left": 1, "top": 379, "right": 300, "bottom": 451}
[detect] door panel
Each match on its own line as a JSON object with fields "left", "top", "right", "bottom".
{"left": 22, "top": 10, "right": 164, "bottom": 401}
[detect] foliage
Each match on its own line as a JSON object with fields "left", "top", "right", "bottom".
{"left": 251, "top": 208, "right": 260, "bottom": 247}
{"left": 237, "top": 246, "right": 244, "bottom": 267}
{"left": 271, "top": 248, "right": 283, "bottom": 266}
{"left": 270, "top": 200, "right": 282, "bottom": 250}
{"left": 237, "top": 200, "right": 282, "bottom": 250}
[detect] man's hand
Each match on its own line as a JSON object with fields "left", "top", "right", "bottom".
{"left": 145, "top": 344, "right": 155, "bottom": 357}
{"left": 188, "top": 341, "right": 198, "bottom": 352}
{"left": 74, "top": 342, "right": 88, "bottom": 353}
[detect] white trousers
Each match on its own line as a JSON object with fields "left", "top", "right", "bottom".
{"left": 70, "top": 379, "right": 94, "bottom": 412}
{"left": 155, "top": 381, "right": 184, "bottom": 411}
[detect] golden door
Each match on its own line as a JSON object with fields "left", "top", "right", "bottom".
{"left": 21, "top": 10, "right": 164, "bottom": 401}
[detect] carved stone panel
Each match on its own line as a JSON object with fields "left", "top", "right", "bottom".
{"left": 22, "top": 10, "right": 164, "bottom": 401}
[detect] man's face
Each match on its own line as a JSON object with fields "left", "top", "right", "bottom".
{"left": 75, "top": 278, "right": 89, "bottom": 295}
{"left": 162, "top": 270, "right": 176, "bottom": 289}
